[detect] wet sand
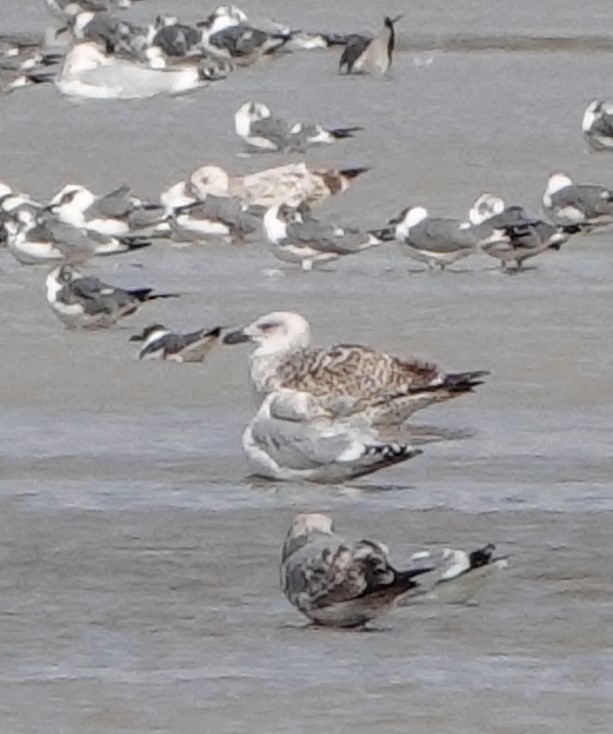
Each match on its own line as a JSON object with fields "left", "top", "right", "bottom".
{"left": 1, "top": 2, "right": 613, "bottom": 732}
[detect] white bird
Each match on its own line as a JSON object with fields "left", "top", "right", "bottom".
{"left": 242, "top": 390, "right": 422, "bottom": 482}
{"left": 223, "top": 311, "right": 489, "bottom": 425}
{"left": 56, "top": 41, "right": 225, "bottom": 99}
{"left": 542, "top": 172, "right": 613, "bottom": 228}
{"left": 234, "top": 101, "right": 362, "bottom": 153}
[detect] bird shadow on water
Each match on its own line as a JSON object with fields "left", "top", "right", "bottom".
{"left": 379, "top": 423, "right": 477, "bottom": 447}
{"left": 277, "top": 621, "right": 390, "bottom": 634}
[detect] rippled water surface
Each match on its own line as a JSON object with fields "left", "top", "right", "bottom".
{"left": 1, "top": 1, "right": 613, "bottom": 732}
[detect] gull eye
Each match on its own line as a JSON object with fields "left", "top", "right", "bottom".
{"left": 258, "top": 321, "right": 277, "bottom": 332}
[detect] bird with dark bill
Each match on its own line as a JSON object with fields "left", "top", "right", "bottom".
{"left": 223, "top": 311, "right": 489, "bottom": 425}
{"left": 129, "top": 324, "right": 222, "bottom": 362}
{"left": 46, "top": 264, "right": 179, "bottom": 329}
{"left": 339, "top": 15, "right": 402, "bottom": 75}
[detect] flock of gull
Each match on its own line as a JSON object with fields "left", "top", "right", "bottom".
{"left": 2, "top": 0, "right": 612, "bottom": 628}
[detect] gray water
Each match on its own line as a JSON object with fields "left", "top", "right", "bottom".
{"left": 1, "top": 1, "right": 613, "bottom": 732}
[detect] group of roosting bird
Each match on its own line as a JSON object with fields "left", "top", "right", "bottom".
{"left": 3, "top": 0, "right": 613, "bottom": 628}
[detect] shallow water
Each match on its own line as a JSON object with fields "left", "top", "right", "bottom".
{"left": 1, "top": 1, "right": 613, "bottom": 732}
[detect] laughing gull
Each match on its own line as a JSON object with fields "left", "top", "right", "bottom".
{"left": 129, "top": 324, "right": 222, "bottom": 361}
{"left": 234, "top": 101, "right": 362, "bottom": 153}
{"left": 4, "top": 208, "right": 151, "bottom": 265}
{"left": 46, "top": 0, "right": 145, "bottom": 17}
{"left": 582, "top": 100, "right": 613, "bottom": 151}
{"left": 243, "top": 390, "right": 422, "bottom": 483}
{"left": 468, "top": 194, "right": 574, "bottom": 271}
{"left": 48, "top": 183, "right": 165, "bottom": 236}
{"left": 186, "top": 162, "right": 369, "bottom": 208}
{"left": 169, "top": 196, "right": 262, "bottom": 243}
{"left": 339, "top": 16, "right": 402, "bottom": 75}
{"left": 223, "top": 311, "right": 489, "bottom": 425}
{"left": 69, "top": 10, "right": 147, "bottom": 56}
{"left": 542, "top": 172, "right": 613, "bottom": 228}
{"left": 56, "top": 41, "right": 224, "bottom": 99}
{"left": 46, "top": 264, "right": 179, "bottom": 329}
{"left": 147, "top": 16, "right": 203, "bottom": 58}
{"left": 391, "top": 206, "right": 501, "bottom": 271}
{"left": 263, "top": 203, "right": 384, "bottom": 271}
{"left": 199, "top": 5, "right": 294, "bottom": 62}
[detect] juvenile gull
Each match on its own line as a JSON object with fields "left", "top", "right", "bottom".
{"left": 263, "top": 202, "right": 384, "bottom": 271}
{"left": 186, "top": 162, "right": 369, "bottom": 208}
{"left": 234, "top": 101, "right": 362, "bottom": 153}
{"left": 4, "top": 208, "right": 151, "bottom": 265}
{"left": 280, "top": 514, "right": 504, "bottom": 627}
{"left": 582, "top": 99, "right": 613, "bottom": 152}
{"left": 46, "top": 263, "right": 179, "bottom": 329}
{"left": 542, "top": 172, "right": 613, "bottom": 228}
{"left": 391, "top": 206, "right": 502, "bottom": 271}
{"left": 223, "top": 311, "right": 489, "bottom": 425}
{"left": 243, "top": 390, "right": 422, "bottom": 482}
{"left": 339, "top": 16, "right": 402, "bottom": 75}
{"left": 129, "top": 324, "right": 222, "bottom": 361}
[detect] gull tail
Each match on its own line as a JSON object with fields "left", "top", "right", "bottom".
{"left": 441, "top": 370, "right": 490, "bottom": 393}
{"left": 128, "top": 289, "right": 181, "bottom": 303}
{"left": 389, "top": 565, "right": 434, "bottom": 594}
{"left": 329, "top": 126, "right": 364, "bottom": 139}
{"left": 339, "top": 166, "right": 370, "bottom": 180}
{"left": 117, "top": 236, "right": 153, "bottom": 252}
{"left": 352, "top": 444, "right": 423, "bottom": 478}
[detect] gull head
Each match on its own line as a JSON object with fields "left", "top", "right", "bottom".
{"left": 49, "top": 184, "right": 96, "bottom": 215}
{"left": 262, "top": 203, "right": 292, "bottom": 243}
{"left": 235, "top": 100, "right": 271, "bottom": 135}
{"left": 62, "top": 42, "right": 108, "bottom": 76}
{"left": 0, "top": 182, "right": 13, "bottom": 200}
{"left": 391, "top": 205, "right": 428, "bottom": 240}
{"left": 469, "top": 193, "right": 506, "bottom": 225}
{"left": 281, "top": 512, "right": 335, "bottom": 563}
{"left": 203, "top": 5, "right": 247, "bottom": 34}
{"left": 46, "top": 263, "right": 79, "bottom": 299}
{"left": 190, "top": 166, "right": 231, "bottom": 198}
{"left": 129, "top": 324, "right": 170, "bottom": 343}
{"left": 223, "top": 311, "right": 312, "bottom": 354}
{"left": 545, "top": 173, "right": 573, "bottom": 197}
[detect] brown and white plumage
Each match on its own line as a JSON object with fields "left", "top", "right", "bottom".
{"left": 224, "top": 312, "right": 489, "bottom": 425}
{"left": 280, "top": 513, "right": 431, "bottom": 627}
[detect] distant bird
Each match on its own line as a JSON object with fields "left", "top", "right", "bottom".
{"left": 263, "top": 202, "right": 384, "bottom": 270}
{"left": 582, "top": 99, "right": 613, "bottom": 152}
{"left": 280, "top": 514, "right": 505, "bottom": 627}
{"left": 243, "top": 390, "right": 422, "bottom": 482}
{"left": 542, "top": 172, "right": 613, "bottom": 228}
{"left": 129, "top": 324, "right": 222, "bottom": 361}
{"left": 185, "top": 162, "right": 369, "bottom": 208}
{"left": 391, "top": 206, "right": 502, "bottom": 270}
{"left": 234, "top": 101, "right": 362, "bottom": 153}
{"left": 46, "top": 264, "right": 179, "bottom": 329}
{"left": 339, "top": 16, "right": 402, "bottom": 75}
{"left": 199, "top": 5, "right": 295, "bottom": 62}
{"left": 45, "top": 0, "right": 144, "bottom": 18}
{"left": 223, "top": 311, "right": 489, "bottom": 425}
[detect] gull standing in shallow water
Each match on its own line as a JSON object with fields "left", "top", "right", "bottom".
{"left": 339, "top": 16, "right": 402, "bottom": 75}
{"left": 129, "top": 324, "right": 223, "bottom": 361}
{"left": 542, "top": 172, "right": 613, "bottom": 228}
{"left": 46, "top": 264, "right": 179, "bottom": 329}
{"left": 234, "top": 101, "right": 362, "bottom": 153}
{"left": 242, "top": 390, "right": 423, "bottom": 482}
{"left": 280, "top": 513, "right": 505, "bottom": 627}
{"left": 391, "top": 206, "right": 504, "bottom": 271}
{"left": 263, "top": 203, "right": 385, "bottom": 271}
{"left": 223, "top": 311, "right": 489, "bottom": 425}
